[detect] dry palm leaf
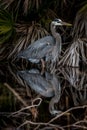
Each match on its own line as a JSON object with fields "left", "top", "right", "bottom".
{"left": 0, "top": 0, "right": 42, "bottom": 14}
{"left": 59, "top": 39, "right": 87, "bottom": 67}
{"left": 69, "top": 84, "right": 87, "bottom": 106}
{"left": 59, "top": 40, "right": 80, "bottom": 67}
{"left": 72, "top": 4, "right": 87, "bottom": 39}
{"left": 23, "top": 0, "right": 42, "bottom": 14}
{"left": 59, "top": 4, "right": 87, "bottom": 67}
{"left": 59, "top": 67, "right": 87, "bottom": 90}
{"left": 7, "top": 22, "right": 49, "bottom": 60}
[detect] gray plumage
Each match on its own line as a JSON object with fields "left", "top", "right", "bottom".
{"left": 17, "top": 19, "right": 65, "bottom": 65}
{"left": 18, "top": 36, "right": 55, "bottom": 63}
{"left": 18, "top": 69, "right": 61, "bottom": 115}
{"left": 17, "top": 19, "right": 71, "bottom": 66}
{"left": 18, "top": 69, "right": 55, "bottom": 97}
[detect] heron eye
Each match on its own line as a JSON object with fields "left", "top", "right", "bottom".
{"left": 54, "top": 19, "right": 62, "bottom": 23}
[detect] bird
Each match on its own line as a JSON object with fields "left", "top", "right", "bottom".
{"left": 17, "top": 19, "right": 72, "bottom": 71}
{"left": 18, "top": 69, "right": 61, "bottom": 115}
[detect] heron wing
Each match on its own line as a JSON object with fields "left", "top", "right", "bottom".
{"left": 18, "top": 69, "right": 54, "bottom": 97}
{"left": 17, "top": 36, "right": 55, "bottom": 63}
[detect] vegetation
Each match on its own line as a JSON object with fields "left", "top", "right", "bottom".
{"left": 0, "top": 0, "right": 87, "bottom": 130}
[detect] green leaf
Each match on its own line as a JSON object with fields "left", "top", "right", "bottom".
{"left": 78, "top": 4, "right": 87, "bottom": 13}
{"left": 0, "top": 9, "right": 15, "bottom": 44}
{"left": 0, "top": 25, "right": 12, "bottom": 34}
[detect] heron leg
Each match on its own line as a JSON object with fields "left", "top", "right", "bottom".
{"left": 41, "top": 59, "right": 45, "bottom": 74}
{"left": 50, "top": 62, "right": 56, "bottom": 74}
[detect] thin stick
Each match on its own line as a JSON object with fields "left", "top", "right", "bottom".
{"left": 4, "top": 83, "right": 28, "bottom": 107}
{"left": 48, "top": 105, "right": 87, "bottom": 123}
{"left": 17, "top": 120, "right": 64, "bottom": 130}
{"left": 10, "top": 98, "right": 42, "bottom": 116}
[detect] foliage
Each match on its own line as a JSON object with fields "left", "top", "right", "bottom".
{"left": 0, "top": 0, "right": 87, "bottom": 129}
{"left": 0, "top": 9, "right": 14, "bottom": 44}
{"left": 72, "top": 4, "right": 87, "bottom": 39}
{"left": 0, "top": 0, "right": 87, "bottom": 61}
{"left": 8, "top": 23, "right": 49, "bottom": 59}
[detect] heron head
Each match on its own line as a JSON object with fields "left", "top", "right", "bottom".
{"left": 52, "top": 18, "right": 72, "bottom": 26}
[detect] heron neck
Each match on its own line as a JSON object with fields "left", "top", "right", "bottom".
{"left": 56, "top": 34, "right": 62, "bottom": 54}
{"left": 51, "top": 25, "right": 62, "bottom": 54}
{"left": 51, "top": 25, "right": 61, "bottom": 41}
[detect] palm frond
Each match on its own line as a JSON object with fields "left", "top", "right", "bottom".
{"left": 59, "top": 40, "right": 80, "bottom": 67}
{"left": 23, "top": 0, "right": 42, "bottom": 14}
{"left": 72, "top": 4, "right": 87, "bottom": 39}
{"left": 0, "top": 9, "right": 14, "bottom": 44}
{"left": 0, "top": 0, "right": 42, "bottom": 15}
{"left": 69, "top": 85, "right": 87, "bottom": 106}
{"left": 7, "top": 22, "right": 49, "bottom": 60}
{"left": 59, "top": 67, "right": 87, "bottom": 90}
{"left": 0, "top": 0, "right": 21, "bottom": 10}
{"left": 59, "top": 39, "right": 87, "bottom": 67}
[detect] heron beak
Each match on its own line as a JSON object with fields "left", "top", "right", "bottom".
{"left": 61, "top": 21, "right": 72, "bottom": 26}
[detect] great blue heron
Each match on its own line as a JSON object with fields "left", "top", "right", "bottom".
{"left": 17, "top": 19, "right": 71, "bottom": 71}
{"left": 18, "top": 69, "right": 61, "bottom": 115}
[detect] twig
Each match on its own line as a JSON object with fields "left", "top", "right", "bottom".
{"left": 10, "top": 97, "right": 42, "bottom": 116}
{"left": 4, "top": 83, "right": 28, "bottom": 107}
{"left": 48, "top": 105, "right": 87, "bottom": 123}
{"left": 4, "top": 83, "right": 42, "bottom": 118}
{"left": 17, "top": 120, "right": 64, "bottom": 130}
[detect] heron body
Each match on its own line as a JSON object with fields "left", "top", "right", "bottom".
{"left": 18, "top": 69, "right": 61, "bottom": 115}
{"left": 18, "top": 36, "right": 56, "bottom": 64}
{"left": 18, "top": 69, "right": 55, "bottom": 97}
